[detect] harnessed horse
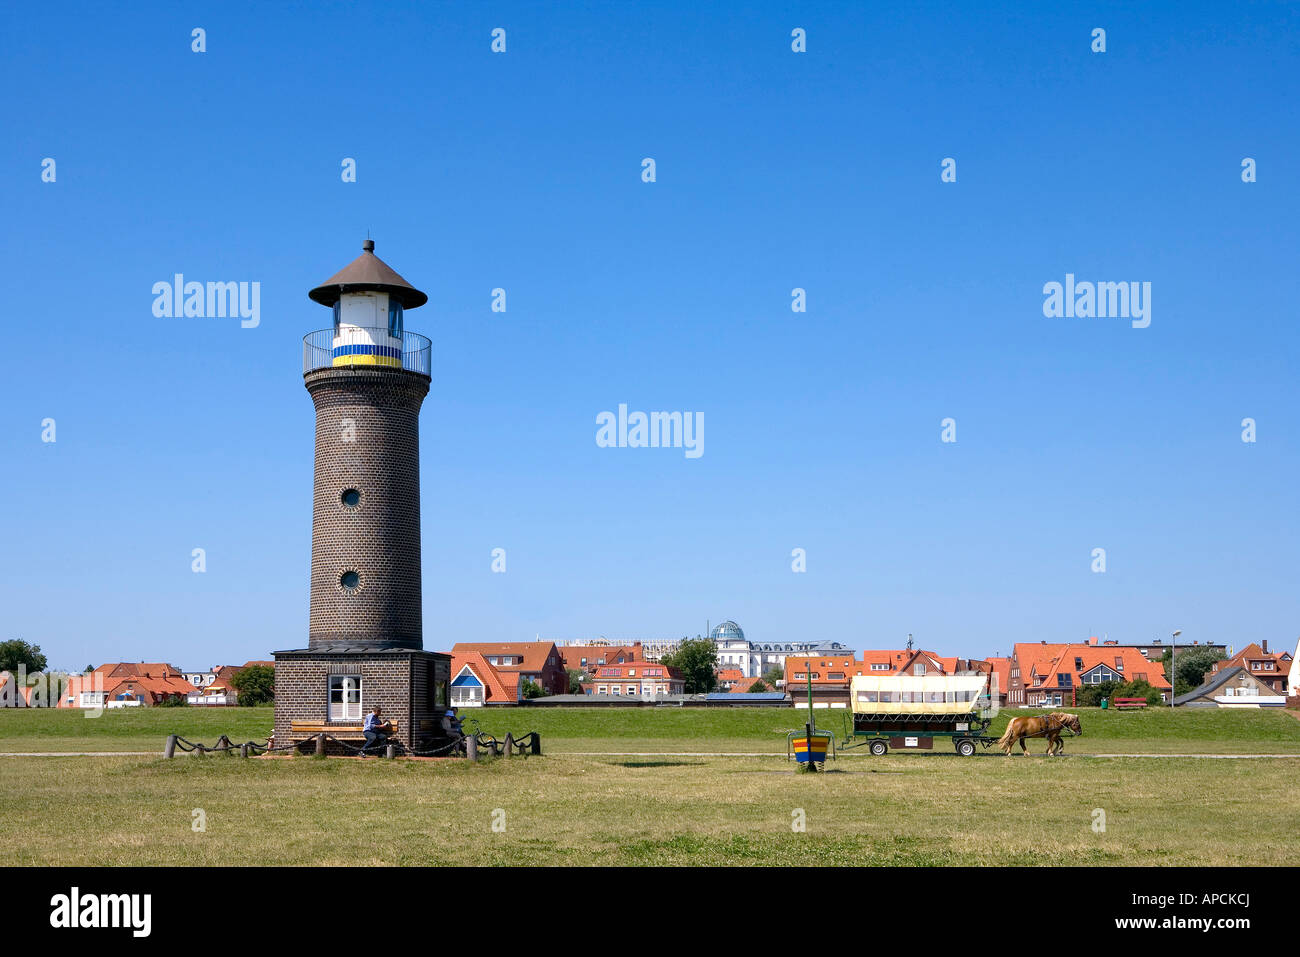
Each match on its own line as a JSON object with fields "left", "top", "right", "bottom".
{"left": 995, "top": 712, "right": 1082, "bottom": 756}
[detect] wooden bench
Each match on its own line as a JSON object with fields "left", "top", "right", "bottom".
{"left": 1112, "top": 697, "right": 1147, "bottom": 709}
{"left": 287, "top": 720, "right": 399, "bottom": 741}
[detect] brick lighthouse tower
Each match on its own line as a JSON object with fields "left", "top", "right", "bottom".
{"left": 274, "top": 241, "right": 451, "bottom": 753}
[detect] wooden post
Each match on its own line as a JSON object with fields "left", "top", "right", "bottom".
{"left": 502, "top": 732, "right": 515, "bottom": 757}
{"left": 531, "top": 733, "right": 541, "bottom": 756}
{"left": 239, "top": 743, "right": 249, "bottom": 759}
{"left": 466, "top": 735, "right": 479, "bottom": 762}
{"left": 385, "top": 743, "right": 396, "bottom": 759}
{"left": 315, "top": 733, "right": 326, "bottom": 756}
{"left": 164, "top": 734, "right": 177, "bottom": 759}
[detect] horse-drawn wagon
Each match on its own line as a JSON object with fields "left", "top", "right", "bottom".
{"left": 843, "top": 673, "right": 998, "bottom": 756}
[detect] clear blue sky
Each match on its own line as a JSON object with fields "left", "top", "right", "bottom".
{"left": 3, "top": 1, "right": 1297, "bottom": 671}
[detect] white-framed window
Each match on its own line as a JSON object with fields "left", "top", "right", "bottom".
{"left": 627, "top": 686, "right": 636, "bottom": 695}
{"left": 329, "top": 675, "right": 362, "bottom": 720}
{"left": 451, "top": 686, "right": 482, "bottom": 706}
{"left": 611, "top": 686, "right": 620, "bottom": 696}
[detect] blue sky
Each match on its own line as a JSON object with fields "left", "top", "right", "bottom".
{"left": 2, "top": 1, "right": 1297, "bottom": 670}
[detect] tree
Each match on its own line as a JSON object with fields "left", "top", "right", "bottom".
{"left": 747, "top": 679, "right": 769, "bottom": 693}
{"left": 1078, "top": 677, "right": 1162, "bottom": 707}
{"left": 566, "top": 669, "right": 587, "bottom": 695}
{"left": 1161, "top": 646, "right": 1222, "bottom": 700}
{"left": 1075, "top": 680, "right": 1121, "bottom": 708}
{"left": 229, "top": 664, "right": 275, "bottom": 706}
{"left": 521, "top": 678, "right": 545, "bottom": 699}
{"left": 660, "top": 639, "right": 718, "bottom": 694}
{"left": 762, "top": 666, "right": 783, "bottom": 687}
{"left": 0, "top": 640, "right": 47, "bottom": 675}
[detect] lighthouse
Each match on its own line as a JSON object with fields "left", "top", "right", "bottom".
{"left": 274, "top": 241, "right": 451, "bottom": 754}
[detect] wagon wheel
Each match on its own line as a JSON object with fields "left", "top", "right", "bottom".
{"left": 956, "top": 739, "right": 977, "bottom": 757}
{"left": 869, "top": 740, "right": 888, "bottom": 757}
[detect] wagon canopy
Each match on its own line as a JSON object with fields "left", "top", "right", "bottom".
{"left": 850, "top": 674, "right": 990, "bottom": 714}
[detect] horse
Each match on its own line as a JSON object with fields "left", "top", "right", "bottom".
{"left": 995, "top": 712, "right": 1082, "bottom": 756}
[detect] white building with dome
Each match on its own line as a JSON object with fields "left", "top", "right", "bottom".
{"left": 710, "top": 620, "right": 852, "bottom": 679}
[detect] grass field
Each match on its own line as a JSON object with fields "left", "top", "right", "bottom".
{"left": 2, "top": 703, "right": 1298, "bottom": 754}
{"left": 1, "top": 751, "right": 1297, "bottom": 865}
{"left": 3, "top": 705, "right": 1296, "bottom": 865}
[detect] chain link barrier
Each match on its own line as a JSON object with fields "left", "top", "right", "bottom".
{"left": 167, "top": 729, "right": 540, "bottom": 758}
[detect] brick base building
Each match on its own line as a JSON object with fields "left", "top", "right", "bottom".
{"left": 273, "top": 649, "right": 450, "bottom": 753}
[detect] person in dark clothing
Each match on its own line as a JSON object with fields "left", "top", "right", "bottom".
{"left": 360, "top": 705, "right": 392, "bottom": 756}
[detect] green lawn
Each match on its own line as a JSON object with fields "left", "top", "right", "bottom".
{"left": 0, "top": 751, "right": 1296, "bottom": 865}
{"left": 2, "top": 704, "right": 1297, "bottom": 754}
{"left": 0, "top": 705, "right": 274, "bottom": 752}
{"left": 2, "top": 705, "right": 1297, "bottom": 865}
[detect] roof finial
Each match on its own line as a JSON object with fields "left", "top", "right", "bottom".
{"left": 362, "top": 238, "right": 375, "bottom": 253}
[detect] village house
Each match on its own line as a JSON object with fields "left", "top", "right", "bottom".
{"left": 781, "top": 649, "right": 989, "bottom": 708}
{"left": 449, "top": 642, "right": 569, "bottom": 697}
{"left": 449, "top": 652, "right": 520, "bottom": 707}
{"left": 1174, "top": 666, "right": 1285, "bottom": 709}
{"left": 60, "top": 663, "right": 195, "bottom": 708}
{"left": 558, "top": 643, "right": 641, "bottom": 679}
{"left": 183, "top": 661, "right": 275, "bottom": 706}
{"left": 983, "top": 656, "right": 1016, "bottom": 707}
{"left": 589, "top": 661, "right": 684, "bottom": 696}
{"left": 782, "top": 654, "right": 861, "bottom": 708}
{"left": 715, "top": 668, "right": 750, "bottom": 691}
{"left": 1013, "top": 642, "right": 1171, "bottom": 707}
{"left": 1208, "top": 641, "right": 1291, "bottom": 695}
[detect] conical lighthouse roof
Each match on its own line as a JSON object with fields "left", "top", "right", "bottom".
{"left": 308, "top": 239, "right": 428, "bottom": 309}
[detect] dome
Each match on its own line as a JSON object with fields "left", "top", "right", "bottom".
{"left": 710, "top": 620, "right": 745, "bottom": 643}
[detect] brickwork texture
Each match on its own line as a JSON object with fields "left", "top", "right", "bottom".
{"left": 304, "top": 366, "right": 429, "bottom": 649}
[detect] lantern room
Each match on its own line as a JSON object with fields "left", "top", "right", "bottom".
{"left": 307, "top": 239, "right": 429, "bottom": 369}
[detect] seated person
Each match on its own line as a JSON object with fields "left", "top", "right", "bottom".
{"left": 360, "top": 705, "right": 392, "bottom": 756}
{"left": 441, "top": 708, "right": 465, "bottom": 749}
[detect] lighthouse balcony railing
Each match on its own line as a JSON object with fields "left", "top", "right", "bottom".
{"left": 303, "top": 329, "right": 432, "bottom": 377}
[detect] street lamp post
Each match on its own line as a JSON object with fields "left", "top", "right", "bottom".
{"left": 1170, "top": 630, "right": 1182, "bottom": 706}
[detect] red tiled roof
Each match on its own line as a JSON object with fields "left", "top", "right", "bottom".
{"left": 1019, "top": 644, "right": 1170, "bottom": 692}
{"left": 591, "top": 663, "right": 680, "bottom": 680}
{"left": 783, "top": 656, "right": 859, "bottom": 685}
{"left": 559, "top": 645, "right": 640, "bottom": 672}
{"left": 451, "top": 642, "right": 561, "bottom": 673}
{"left": 96, "top": 662, "right": 184, "bottom": 680}
{"left": 450, "top": 653, "right": 517, "bottom": 704}
{"left": 1217, "top": 644, "right": 1290, "bottom": 677}
{"left": 985, "top": 657, "right": 1013, "bottom": 696}
{"left": 859, "top": 650, "right": 914, "bottom": 670}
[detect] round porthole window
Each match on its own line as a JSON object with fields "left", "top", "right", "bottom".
{"left": 340, "top": 571, "right": 360, "bottom": 591}
{"left": 341, "top": 488, "right": 361, "bottom": 508}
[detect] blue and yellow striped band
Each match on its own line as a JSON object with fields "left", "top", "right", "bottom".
{"left": 332, "top": 344, "right": 402, "bottom": 368}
